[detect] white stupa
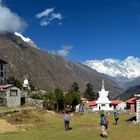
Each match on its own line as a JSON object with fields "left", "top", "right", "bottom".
{"left": 22, "top": 78, "right": 30, "bottom": 97}
{"left": 23, "top": 78, "right": 29, "bottom": 88}
{"left": 93, "top": 79, "right": 113, "bottom": 111}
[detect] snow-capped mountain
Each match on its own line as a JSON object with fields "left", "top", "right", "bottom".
{"left": 84, "top": 56, "right": 140, "bottom": 79}
{"left": 14, "top": 32, "right": 38, "bottom": 48}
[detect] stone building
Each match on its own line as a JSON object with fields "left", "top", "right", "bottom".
{"left": 0, "top": 58, "right": 24, "bottom": 107}
{"left": 0, "top": 84, "right": 22, "bottom": 107}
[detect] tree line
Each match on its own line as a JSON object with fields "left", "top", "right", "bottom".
{"left": 7, "top": 77, "right": 98, "bottom": 112}
{"left": 30, "top": 82, "right": 98, "bottom": 112}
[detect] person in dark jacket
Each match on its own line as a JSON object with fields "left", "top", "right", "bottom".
{"left": 114, "top": 110, "right": 119, "bottom": 125}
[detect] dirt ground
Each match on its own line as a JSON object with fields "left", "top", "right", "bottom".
{"left": 0, "top": 119, "right": 19, "bottom": 132}
{"left": 0, "top": 108, "right": 45, "bottom": 133}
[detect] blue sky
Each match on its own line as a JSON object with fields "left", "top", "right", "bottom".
{"left": 1, "top": 0, "right": 140, "bottom": 62}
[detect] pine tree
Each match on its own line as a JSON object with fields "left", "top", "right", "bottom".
{"left": 65, "top": 90, "right": 80, "bottom": 110}
{"left": 83, "top": 82, "right": 96, "bottom": 100}
{"left": 70, "top": 82, "right": 79, "bottom": 92}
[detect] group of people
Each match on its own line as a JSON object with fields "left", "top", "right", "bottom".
{"left": 64, "top": 109, "right": 120, "bottom": 138}
{"left": 100, "top": 110, "right": 120, "bottom": 138}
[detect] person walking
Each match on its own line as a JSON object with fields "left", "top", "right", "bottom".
{"left": 100, "top": 112, "right": 108, "bottom": 138}
{"left": 64, "top": 111, "right": 71, "bottom": 131}
{"left": 114, "top": 110, "right": 119, "bottom": 125}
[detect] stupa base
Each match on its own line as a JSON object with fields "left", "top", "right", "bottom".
{"left": 93, "top": 106, "right": 114, "bottom": 111}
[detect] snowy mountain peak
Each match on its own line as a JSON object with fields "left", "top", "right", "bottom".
{"left": 84, "top": 56, "right": 140, "bottom": 79}
{"left": 14, "top": 32, "right": 38, "bottom": 49}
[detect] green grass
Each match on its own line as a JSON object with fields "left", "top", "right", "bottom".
{"left": 0, "top": 110, "right": 140, "bottom": 140}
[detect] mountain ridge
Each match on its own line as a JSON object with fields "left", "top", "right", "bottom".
{"left": 118, "top": 85, "right": 140, "bottom": 100}
{"left": 0, "top": 32, "right": 125, "bottom": 98}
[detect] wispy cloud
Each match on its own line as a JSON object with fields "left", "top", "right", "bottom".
{"left": 36, "top": 8, "right": 63, "bottom": 26}
{"left": 36, "top": 8, "right": 54, "bottom": 18}
{"left": 50, "top": 45, "right": 72, "bottom": 58}
{"left": 0, "top": 2, "right": 27, "bottom": 33}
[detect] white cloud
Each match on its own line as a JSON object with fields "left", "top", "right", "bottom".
{"left": 57, "top": 46, "right": 72, "bottom": 57}
{"left": 36, "top": 8, "right": 63, "bottom": 26}
{"left": 50, "top": 45, "right": 72, "bottom": 58}
{"left": 0, "top": 3, "right": 27, "bottom": 33}
{"left": 36, "top": 8, "right": 54, "bottom": 18}
{"left": 84, "top": 56, "right": 140, "bottom": 79}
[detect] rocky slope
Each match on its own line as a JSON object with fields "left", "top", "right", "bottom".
{"left": 0, "top": 32, "right": 125, "bottom": 98}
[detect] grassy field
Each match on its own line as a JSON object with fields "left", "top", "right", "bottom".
{"left": 0, "top": 108, "right": 140, "bottom": 140}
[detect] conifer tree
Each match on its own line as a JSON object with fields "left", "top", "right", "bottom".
{"left": 83, "top": 82, "right": 97, "bottom": 100}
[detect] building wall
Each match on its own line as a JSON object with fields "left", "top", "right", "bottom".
{"left": 116, "top": 102, "right": 126, "bottom": 110}
{"left": 6, "top": 87, "right": 21, "bottom": 107}
{"left": 7, "top": 96, "right": 21, "bottom": 107}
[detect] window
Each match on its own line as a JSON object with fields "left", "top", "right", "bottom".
{"left": 10, "top": 90, "right": 18, "bottom": 96}
{"left": 0, "top": 64, "right": 3, "bottom": 70}
{"left": 0, "top": 72, "right": 3, "bottom": 77}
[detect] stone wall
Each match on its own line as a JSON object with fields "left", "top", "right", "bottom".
{"left": 0, "top": 91, "right": 6, "bottom": 106}
{"left": 26, "top": 98, "right": 43, "bottom": 109}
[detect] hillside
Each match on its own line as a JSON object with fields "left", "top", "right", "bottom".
{"left": 118, "top": 85, "right": 140, "bottom": 100}
{"left": 0, "top": 32, "right": 124, "bottom": 98}
{"left": 123, "top": 77, "right": 140, "bottom": 88}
